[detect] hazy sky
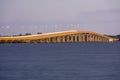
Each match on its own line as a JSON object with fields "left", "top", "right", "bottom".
{"left": 0, "top": 0, "right": 120, "bottom": 35}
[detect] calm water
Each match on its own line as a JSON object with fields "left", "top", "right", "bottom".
{"left": 0, "top": 42, "right": 120, "bottom": 80}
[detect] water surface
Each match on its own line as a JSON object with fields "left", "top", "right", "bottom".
{"left": 0, "top": 42, "right": 120, "bottom": 80}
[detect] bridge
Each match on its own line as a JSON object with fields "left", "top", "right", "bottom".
{"left": 0, "top": 30, "right": 118, "bottom": 43}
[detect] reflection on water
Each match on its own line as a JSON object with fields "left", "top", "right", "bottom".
{"left": 0, "top": 42, "right": 120, "bottom": 80}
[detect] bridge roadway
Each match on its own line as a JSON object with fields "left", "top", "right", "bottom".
{"left": 0, "top": 30, "right": 118, "bottom": 43}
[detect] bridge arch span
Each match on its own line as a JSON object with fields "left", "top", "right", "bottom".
{"left": 0, "top": 30, "right": 118, "bottom": 43}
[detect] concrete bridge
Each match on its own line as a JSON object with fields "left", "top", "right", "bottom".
{"left": 0, "top": 30, "right": 118, "bottom": 43}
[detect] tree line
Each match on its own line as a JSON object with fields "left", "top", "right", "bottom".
{"left": 0, "top": 32, "right": 42, "bottom": 37}
{"left": 105, "top": 34, "right": 120, "bottom": 41}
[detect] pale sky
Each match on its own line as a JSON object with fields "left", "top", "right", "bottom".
{"left": 0, "top": 0, "right": 120, "bottom": 35}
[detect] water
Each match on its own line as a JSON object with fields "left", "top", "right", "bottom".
{"left": 0, "top": 42, "right": 120, "bottom": 80}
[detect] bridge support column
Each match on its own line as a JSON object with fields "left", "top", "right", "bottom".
{"left": 90, "top": 35, "right": 93, "bottom": 42}
{"left": 81, "top": 35, "right": 83, "bottom": 42}
{"left": 78, "top": 35, "right": 81, "bottom": 42}
{"left": 70, "top": 35, "right": 73, "bottom": 42}
{"left": 56, "top": 37, "right": 61, "bottom": 42}
{"left": 87, "top": 34, "right": 90, "bottom": 42}
{"left": 82, "top": 35, "right": 85, "bottom": 42}
{"left": 62, "top": 36, "right": 65, "bottom": 42}
{"left": 66, "top": 36, "right": 70, "bottom": 42}
{"left": 77, "top": 36, "right": 79, "bottom": 42}
{"left": 46, "top": 38, "right": 50, "bottom": 43}
{"left": 94, "top": 36, "right": 97, "bottom": 42}
{"left": 74, "top": 35, "right": 78, "bottom": 42}
{"left": 92, "top": 35, "right": 95, "bottom": 42}
{"left": 50, "top": 37, "right": 56, "bottom": 43}
{"left": 96, "top": 36, "right": 98, "bottom": 42}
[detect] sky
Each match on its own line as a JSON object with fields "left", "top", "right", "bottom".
{"left": 0, "top": 0, "right": 120, "bottom": 35}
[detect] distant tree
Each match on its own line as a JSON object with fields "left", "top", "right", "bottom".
{"left": 37, "top": 32, "right": 42, "bottom": 34}
{"left": 18, "top": 34, "right": 23, "bottom": 36}
{"left": 116, "top": 35, "right": 120, "bottom": 38}
{"left": 105, "top": 34, "right": 116, "bottom": 38}
{"left": 105, "top": 34, "right": 120, "bottom": 41}
{"left": 25, "top": 33, "right": 32, "bottom": 35}
{"left": 116, "top": 35, "right": 120, "bottom": 41}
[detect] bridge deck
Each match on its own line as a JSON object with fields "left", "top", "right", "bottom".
{"left": 0, "top": 30, "right": 118, "bottom": 43}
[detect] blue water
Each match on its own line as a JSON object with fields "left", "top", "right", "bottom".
{"left": 0, "top": 42, "right": 120, "bottom": 80}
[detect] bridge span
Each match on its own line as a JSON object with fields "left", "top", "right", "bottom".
{"left": 0, "top": 30, "right": 118, "bottom": 43}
